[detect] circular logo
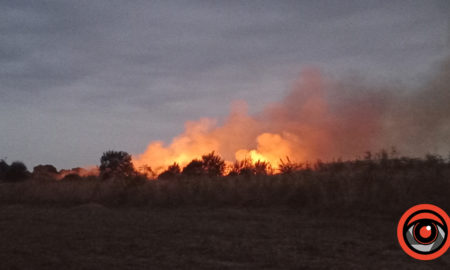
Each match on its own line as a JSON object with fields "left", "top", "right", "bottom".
{"left": 397, "top": 204, "right": 450, "bottom": 260}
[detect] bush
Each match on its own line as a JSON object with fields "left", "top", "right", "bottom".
{"left": 158, "top": 163, "right": 181, "bottom": 180}
{"left": 228, "top": 159, "right": 272, "bottom": 176}
{"left": 254, "top": 160, "right": 272, "bottom": 175}
{"left": 279, "top": 157, "right": 303, "bottom": 175}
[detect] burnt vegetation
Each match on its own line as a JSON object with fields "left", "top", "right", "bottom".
{"left": 0, "top": 149, "right": 449, "bottom": 213}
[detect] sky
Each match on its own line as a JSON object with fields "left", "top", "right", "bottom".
{"left": 1, "top": 0, "right": 449, "bottom": 169}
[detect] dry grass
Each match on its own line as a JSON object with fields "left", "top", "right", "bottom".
{"left": 1, "top": 156, "right": 449, "bottom": 269}
{"left": 1, "top": 156, "right": 449, "bottom": 216}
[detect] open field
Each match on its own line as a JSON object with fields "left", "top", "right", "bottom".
{"left": 1, "top": 156, "right": 449, "bottom": 269}
{"left": 0, "top": 205, "right": 449, "bottom": 269}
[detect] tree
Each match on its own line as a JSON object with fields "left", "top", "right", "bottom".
{"left": 32, "top": 164, "right": 59, "bottom": 180}
{"left": 182, "top": 159, "right": 204, "bottom": 177}
{"left": 201, "top": 151, "right": 225, "bottom": 177}
{"left": 5, "top": 161, "right": 30, "bottom": 182}
{"left": 0, "top": 159, "right": 9, "bottom": 181}
{"left": 99, "top": 150, "right": 135, "bottom": 179}
{"left": 181, "top": 152, "right": 226, "bottom": 178}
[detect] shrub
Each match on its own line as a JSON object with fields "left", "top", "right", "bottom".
{"left": 254, "top": 160, "right": 272, "bottom": 175}
{"left": 279, "top": 157, "right": 303, "bottom": 175}
{"left": 158, "top": 163, "right": 181, "bottom": 180}
{"left": 228, "top": 159, "right": 253, "bottom": 176}
{"left": 227, "top": 159, "right": 271, "bottom": 176}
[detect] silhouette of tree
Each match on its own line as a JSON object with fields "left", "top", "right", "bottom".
{"left": 181, "top": 152, "right": 225, "bottom": 178}
{"left": 0, "top": 159, "right": 9, "bottom": 181}
{"left": 5, "top": 161, "right": 30, "bottom": 182}
{"left": 32, "top": 164, "right": 59, "bottom": 180}
{"left": 201, "top": 151, "right": 225, "bottom": 177}
{"left": 99, "top": 150, "right": 135, "bottom": 179}
{"left": 182, "top": 159, "right": 204, "bottom": 177}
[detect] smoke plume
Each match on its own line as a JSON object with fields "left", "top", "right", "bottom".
{"left": 133, "top": 57, "right": 450, "bottom": 173}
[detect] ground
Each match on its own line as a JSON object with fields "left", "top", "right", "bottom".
{"left": 0, "top": 204, "right": 448, "bottom": 269}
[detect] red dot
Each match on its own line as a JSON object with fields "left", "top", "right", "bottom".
{"left": 420, "top": 226, "right": 432, "bottom": 238}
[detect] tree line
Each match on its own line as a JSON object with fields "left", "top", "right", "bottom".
{"left": 1, "top": 149, "right": 450, "bottom": 183}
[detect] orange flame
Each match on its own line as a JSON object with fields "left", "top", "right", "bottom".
{"left": 132, "top": 69, "right": 384, "bottom": 174}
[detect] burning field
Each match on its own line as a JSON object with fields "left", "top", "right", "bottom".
{"left": 1, "top": 61, "right": 449, "bottom": 270}
{"left": 1, "top": 57, "right": 450, "bottom": 182}
{"left": 2, "top": 1, "right": 450, "bottom": 269}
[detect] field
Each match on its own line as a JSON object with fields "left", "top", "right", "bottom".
{"left": 1, "top": 205, "right": 449, "bottom": 269}
{"left": 1, "top": 156, "right": 450, "bottom": 269}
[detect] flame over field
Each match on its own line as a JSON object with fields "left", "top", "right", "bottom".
{"left": 132, "top": 69, "right": 380, "bottom": 173}
{"left": 132, "top": 60, "right": 450, "bottom": 174}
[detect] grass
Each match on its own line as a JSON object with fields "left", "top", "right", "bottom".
{"left": 0, "top": 154, "right": 449, "bottom": 269}
{"left": 1, "top": 155, "right": 449, "bottom": 214}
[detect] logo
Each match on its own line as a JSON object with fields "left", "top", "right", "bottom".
{"left": 397, "top": 204, "right": 450, "bottom": 260}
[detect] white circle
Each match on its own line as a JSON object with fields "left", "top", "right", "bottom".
{"left": 426, "top": 225, "right": 431, "bottom": 231}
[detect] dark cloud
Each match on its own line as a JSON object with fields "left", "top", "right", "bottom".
{"left": 0, "top": 0, "right": 448, "bottom": 168}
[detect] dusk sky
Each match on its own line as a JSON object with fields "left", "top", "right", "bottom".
{"left": 1, "top": 1, "right": 449, "bottom": 169}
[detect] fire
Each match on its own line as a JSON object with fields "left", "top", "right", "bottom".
{"left": 132, "top": 69, "right": 385, "bottom": 174}
{"left": 132, "top": 118, "right": 222, "bottom": 173}
{"left": 235, "top": 132, "right": 304, "bottom": 167}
